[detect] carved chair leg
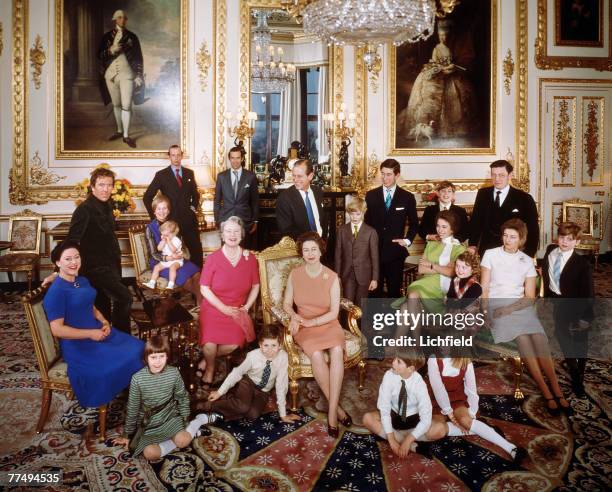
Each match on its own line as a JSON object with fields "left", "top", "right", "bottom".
{"left": 98, "top": 404, "right": 108, "bottom": 441}
{"left": 27, "top": 270, "right": 33, "bottom": 292}
{"left": 512, "top": 356, "right": 524, "bottom": 401}
{"left": 358, "top": 359, "right": 366, "bottom": 390}
{"left": 36, "top": 388, "right": 52, "bottom": 433}
{"left": 290, "top": 378, "right": 299, "bottom": 412}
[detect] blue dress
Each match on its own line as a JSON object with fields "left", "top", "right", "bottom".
{"left": 147, "top": 220, "right": 200, "bottom": 286}
{"left": 43, "top": 276, "right": 144, "bottom": 408}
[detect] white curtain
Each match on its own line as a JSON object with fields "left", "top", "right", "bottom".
{"left": 277, "top": 75, "right": 301, "bottom": 157}
{"left": 316, "top": 66, "right": 329, "bottom": 158}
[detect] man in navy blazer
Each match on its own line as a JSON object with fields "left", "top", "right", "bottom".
{"left": 214, "top": 146, "right": 259, "bottom": 249}
{"left": 275, "top": 159, "right": 328, "bottom": 241}
{"left": 418, "top": 180, "right": 469, "bottom": 242}
{"left": 143, "top": 145, "right": 203, "bottom": 267}
{"left": 468, "top": 160, "right": 539, "bottom": 257}
{"left": 364, "top": 158, "right": 418, "bottom": 298}
{"left": 542, "top": 222, "right": 594, "bottom": 396}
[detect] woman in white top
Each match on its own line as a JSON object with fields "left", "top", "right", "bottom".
{"left": 427, "top": 356, "right": 526, "bottom": 464}
{"left": 481, "top": 218, "right": 569, "bottom": 415}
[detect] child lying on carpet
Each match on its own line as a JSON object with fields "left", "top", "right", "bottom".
{"left": 113, "top": 335, "right": 221, "bottom": 460}
{"left": 197, "top": 325, "right": 301, "bottom": 424}
{"left": 362, "top": 349, "right": 437, "bottom": 458}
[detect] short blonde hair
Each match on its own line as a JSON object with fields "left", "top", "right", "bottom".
{"left": 346, "top": 195, "right": 366, "bottom": 213}
{"left": 151, "top": 193, "right": 171, "bottom": 214}
{"left": 160, "top": 220, "right": 179, "bottom": 235}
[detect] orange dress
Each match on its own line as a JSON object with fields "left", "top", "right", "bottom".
{"left": 291, "top": 265, "right": 345, "bottom": 358}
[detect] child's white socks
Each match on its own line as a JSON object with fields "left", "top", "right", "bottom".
{"left": 144, "top": 279, "right": 156, "bottom": 289}
{"left": 167, "top": 281, "right": 175, "bottom": 289}
{"left": 158, "top": 439, "right": 176, "bottom": 457}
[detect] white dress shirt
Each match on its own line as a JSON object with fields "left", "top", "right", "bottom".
{"left": 218, "top": 348, "right": 289, "bottom": 417}
{"left": 439, "top": 202, "right": 452, "bottom": 211}
{"left": 427, "top": 358, "right": 478, "bottom": 418}
{"left": 438, "top": 236, "right": 460, "bottom": 293}
{"left": 547, "top": 247, "right": 574, "bottom": 295}
{"left": 350, "top": 221, "right": 363, "bottom": 235}
{"left": 493, "top": 185, "right": 510, "bottom": 206}
{"left": 230, "top": 167, "right": 243, "bottom": 187}
{"left": 298, "top": 188, "right": 323, "bottom": 236}
{"left": 377, "top": 369, "right": 432, "bottom": 439}
{"left": 384, "top": 184, "right": 397, "bottom": 200}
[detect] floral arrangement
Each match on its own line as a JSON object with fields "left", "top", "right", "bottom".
{"left": 75, "top": 164, "right": 136, "bottom": 218}
{"left": 420, "top": 190, "right": 438, "bottom": 204}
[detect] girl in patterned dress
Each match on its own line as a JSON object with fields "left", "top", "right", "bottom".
{"left": 113, "top": 336, "right": 221, "bottom": 460}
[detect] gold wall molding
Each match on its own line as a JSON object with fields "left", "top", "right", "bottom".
{"left": 582, "top": 96, "right": 604, "bottom": 186}
{"left": 535, "top": 0, "right": 612, "bottom": 71}
{"left": 515, "top": 0, "right": 529, "bottom": 193}
{"left": 400, "top": 179, "right": 488, "bottom": 194}
{"left": 552, "top": 96, "right": 576, "bottom": 186}
{"left": 196, "top": 40, "right": 212, "bottom": 92}
{"left": 503, "top": 49, "right": 514, "bottom": 96}
{"left": 29, "top": 151, "right": 65, "bottom": 186}
{"left": 215, "top": 0, "right": 227, "bottom": 175}
{"left": 0, "top": 22, "right": 4, "bottom": 56}
{"left": 353, "top": 47, "right": 367, "bottom": 190}
{"left": 29, "top": 34, "right": 45, "bottom": 90}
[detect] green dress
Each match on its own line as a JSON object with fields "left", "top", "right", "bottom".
{"left": 407, "top": 239, "right": 466, "bottom": 313}
{"left": 124, "top": 365, "right": 191, "bottom": 456}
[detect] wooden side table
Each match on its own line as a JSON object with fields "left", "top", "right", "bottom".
{"left": 132, "top": 297, "right": 199, "bottom": 393}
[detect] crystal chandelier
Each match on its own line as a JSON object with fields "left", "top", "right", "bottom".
{"left": 251, "top": 10, "right": 297, "bottom": 94}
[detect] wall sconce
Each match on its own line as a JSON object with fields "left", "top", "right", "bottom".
{"left": 224, "top": 100, "right": 257, "bottom": 151}
{"left": 323, "top": 102, "right": 356, "bottom": 179}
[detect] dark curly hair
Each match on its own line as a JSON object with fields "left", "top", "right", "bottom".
{"left": 295, "top": 231, "right": 326, "bottom": 256}
{"left": 455, "top": 250, "right": 481, "bottom": 279}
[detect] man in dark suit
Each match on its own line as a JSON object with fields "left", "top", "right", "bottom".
{"left": 542, "top": 222, "right": 594, "bottom": 397}
{"left": 468, "top": 160, "right": 539, "bottom": 257}
{"left": 143, "top": 145, "right": 203, "bottom": 268}
{"left": 335, "top": 196, "right": 379, "bottom": 308}
{"left": 418, "top": 180, "right": 469, "bottom": 242}
{"left": 214, "top": 146, "right": 259, "bottom": 249}
{"left": 276, "top": 159, "right": 328, "bottom": 240}
{"left": 364, "top": 158, "right": 418, "bottom": 298}
{"left": 67, "top": 167, "right": 132, "bottom": 333}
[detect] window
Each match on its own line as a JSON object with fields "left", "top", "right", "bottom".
{"left": 251, "top": 93, "right": 281, "bottom": 164}
{"left": 300, "top": 67, "right": 320, "bottom": 162}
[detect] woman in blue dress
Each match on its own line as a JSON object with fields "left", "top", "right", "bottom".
{"left": 145, "top": 194, "right": 201, "bottom": 302}
{"left": 43, "top": 240, "right": 144, "bottom": 408}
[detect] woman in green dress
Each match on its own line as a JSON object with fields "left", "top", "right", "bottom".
{"left": 113, "top": 336, "right": 221, "bottom": 460}
{"left": 407, "top": 209, "right": 466, "bottom": 313}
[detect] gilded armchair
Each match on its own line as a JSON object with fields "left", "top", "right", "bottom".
{"left": 255, "top": 236, "right": 366, "bottom": 411}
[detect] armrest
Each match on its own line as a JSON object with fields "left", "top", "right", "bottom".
{"left": 340, "top": 297, "right": 364, "bottom": 340}
{"left": 268, "top": 305, "right": 301, "bottom": 368}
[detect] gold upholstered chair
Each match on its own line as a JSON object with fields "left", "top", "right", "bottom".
{"left": 0, "top": 209, "right": 43, "bottom": 291}
{"left": 255, "top": 236, "right": 366, "bottom": 411}
{"left": 129, "top": 224, "right": 169, "bottom": 294}
{"left": 22, "top": 286, "right": 107, "bottom": 440}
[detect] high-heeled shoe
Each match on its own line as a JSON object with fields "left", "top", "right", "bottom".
{"left": 512, "top": 446, "right": 528, "bottom": 465}
{"left": 556, "top": 396, "right": 572, "bottom": 416}
{"left": 338, "top": 412, "right": 353, "bottom": 428}
{"left": 327, "top": 424, "right": 339, "bottom": 438}
{"left": 544, "top": 396, "right": 560, "bottom": 416}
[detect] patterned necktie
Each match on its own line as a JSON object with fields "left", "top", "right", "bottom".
{"left": 304, "top": 191, "right": 317, "bottom": 231}
{"left": 385, "top": 189, "right": 392, "bottom": 211}
{"left": 353, "top": 225, "right": 359, "bottom": 239}
{"left": 257, "top": 360, "right": 272, "bottom": 389}
{"left": 553, "top": 252, "right": 562, "bottom": 286}
{"left": 398, "top": 380, "right": 408, "bottom": 420}
{"left": 233, "top": 170, "right": 239, "bottom": 198}
{"left": 495, "top": 190, "right": 501, "bottom": 208}
{"left": 175, "top": 168, "right": 182, "bottom": 187}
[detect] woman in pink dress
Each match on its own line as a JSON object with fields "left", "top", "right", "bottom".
{"left": 283, "top": 232, "right": 352, "bottom": 438}
{"left": 198, "top": 216, "right": 260, "bottom": 388}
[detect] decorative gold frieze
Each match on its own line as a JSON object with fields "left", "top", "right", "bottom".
{"left": 555, "top": 99, "right": 571, "bottom": 181}
{"left": 196, "top": 40, "right": 211, "bottom": 92}
{"left": 0, "top": 22, "right": 4, "bottom": 56}
{"left": 515, "top": 0, "right": 529, "bottom": 193}
{"left": 29, "top": 151, "right": 65, "bottom": 186}
{"left": 353, "top": 47, "right": 366, "bottom": 191}
{"left": 583, "top": 99, "right": 599, "bottom": 180}
{"left": 582, "top": 96, "right": 604, "bottom": 186}
{"left": 216, "top": 0, "right": 227, "bottom": 175}
{"left": 29, "top": 34, "right": 45, "bottom": 89}
{"left": 503, "top": 49, "right": 514, "bottom": 96}
{"left": 552, "top": 96, "right": 576, "bottom": 186}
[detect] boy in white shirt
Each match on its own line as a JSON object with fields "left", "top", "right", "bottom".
{"left": 363, "top": 350, "right": 438, "bottom": 458}
{"left": 198, "top": 325, "right": 301, "bottom": 423}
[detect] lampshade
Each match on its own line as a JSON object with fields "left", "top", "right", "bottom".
{"left": 195, "top": 163, "right": 215, "bottom": 188}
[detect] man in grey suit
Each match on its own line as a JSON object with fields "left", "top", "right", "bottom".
{"left": 214, "top": 146, "right": 260, "bottom": 248}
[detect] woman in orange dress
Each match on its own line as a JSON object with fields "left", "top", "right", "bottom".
{"left": 283, "top": 232, "right": 352, "bottom": 438}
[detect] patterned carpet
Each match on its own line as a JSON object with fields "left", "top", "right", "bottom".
{"left": 0, "top": 263, "right": 611, "bottom": 491}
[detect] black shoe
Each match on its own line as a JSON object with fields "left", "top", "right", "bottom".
{"left": 414, "top": 442, "right": 433, "bottom": 460}
{"left": 556, "top": 396, "right": 573, "bottom": 416}
{"left": 545, "top": 397, "right": 560, "bottom": 416}
{"left": 512, "top": 446, "right": 528, "bottom": 465}
{"left": 327, "top": 424, "right": 339, "bottom": 438}
{"left": 339, "top": 412, "right": 353, "bottom": 428}
{"left": 108, "top": 132, "right": 123, "bottom": 141}
{"left": 123, "top": 137, "right": 137, "bottom": 148}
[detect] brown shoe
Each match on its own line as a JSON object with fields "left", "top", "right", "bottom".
{"left": 108, "top": 132, "right": 123, "bottom": 141}
{"left": 123, "top": 137, "right": 137, "bottom": 148}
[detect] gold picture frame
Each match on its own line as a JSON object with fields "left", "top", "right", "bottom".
{"left": 388, "top": 0, "right": 497, "bottom": 155}
{"left": 562, "top": 198, "right": 603, "bottom": 239}
{"left": 536, "top": 0, "right": 612, "bottom": 71}
{"left": 54, "top": 0, "right": 188, "bottom": 159}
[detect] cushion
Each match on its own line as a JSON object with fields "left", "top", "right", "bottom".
{"left": 0, "top": 253, "right": 39, "bottom": 268}
{"left": 31, "top": 301, "right": 60, "bottom": 365}
{"left": 132, "top": 232, "right": 150, "bottom": 276}
{"left": 264, "top": 256, "right": 304, "bottom": 308}
{"left": 47, "top": 360, "right": 69, "bottom": 383}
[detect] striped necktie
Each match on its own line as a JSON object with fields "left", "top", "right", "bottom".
{"left": 257, "top": 360, "right": 272, "bottom": 389}
{"left": 552, "top": 252, "right": 562, "bottom": 286}
{"left": 398, "top": 380, "right": 408, "bottom": 420}
{"left": 385, "top": 189, "right": 392, "bottom": 211}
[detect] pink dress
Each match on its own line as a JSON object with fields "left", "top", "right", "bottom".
{"left": 199, "top": 249, "right": 260, "bottom": 345}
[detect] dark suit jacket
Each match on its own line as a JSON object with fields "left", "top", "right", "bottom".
{"left": 143, "top": 166, "right": 200, "bottom": 229}
{"left": 542, "top": 244, "right": 594, "bottom": 322}
{"left": 276, "top": 185, "right": 328, "bottom": 239}
{"left": 468, "top": 186, "right": 539, "bottom": 257}
{"left": 335, "top": 222, "right": 379, "bottom": 285}
{"left": 418, "top": 203, "right": 469, "bottom": 242}
{"left": 213, "top": 168, "right": 259, "bottom": 227}
{"left": 67, "top": 195, "right": 121, "bottom": 276}
{"left": 364, "top": 186, "right": 418, "bottom": 263}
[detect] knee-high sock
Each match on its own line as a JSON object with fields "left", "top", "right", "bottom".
{"left": 121, "top": 109, "right": 131, "bottom": 137}
{"left": 447, "top": 422, "right": 467, "bottom": 437}
{"left": 470, "top": 420, "right": 515, "bottom": 456}
{"left": 113, "top": 107, "right": 123, "bottom": 132}
{"left": 185, "top": 414, "right": 212, "bottom": 438}
{"left": 159, "top": 439, "right": 176, "bottom": 457}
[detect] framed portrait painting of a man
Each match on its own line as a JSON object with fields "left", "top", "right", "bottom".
{"left": 555, "top": 0, "right": 603, "bottom": 47}
{"left": 389, "top": 0, "right": 496, "bottom": 155}
{"left": 55, "top": 0, "right": 187, "bottom": 158}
